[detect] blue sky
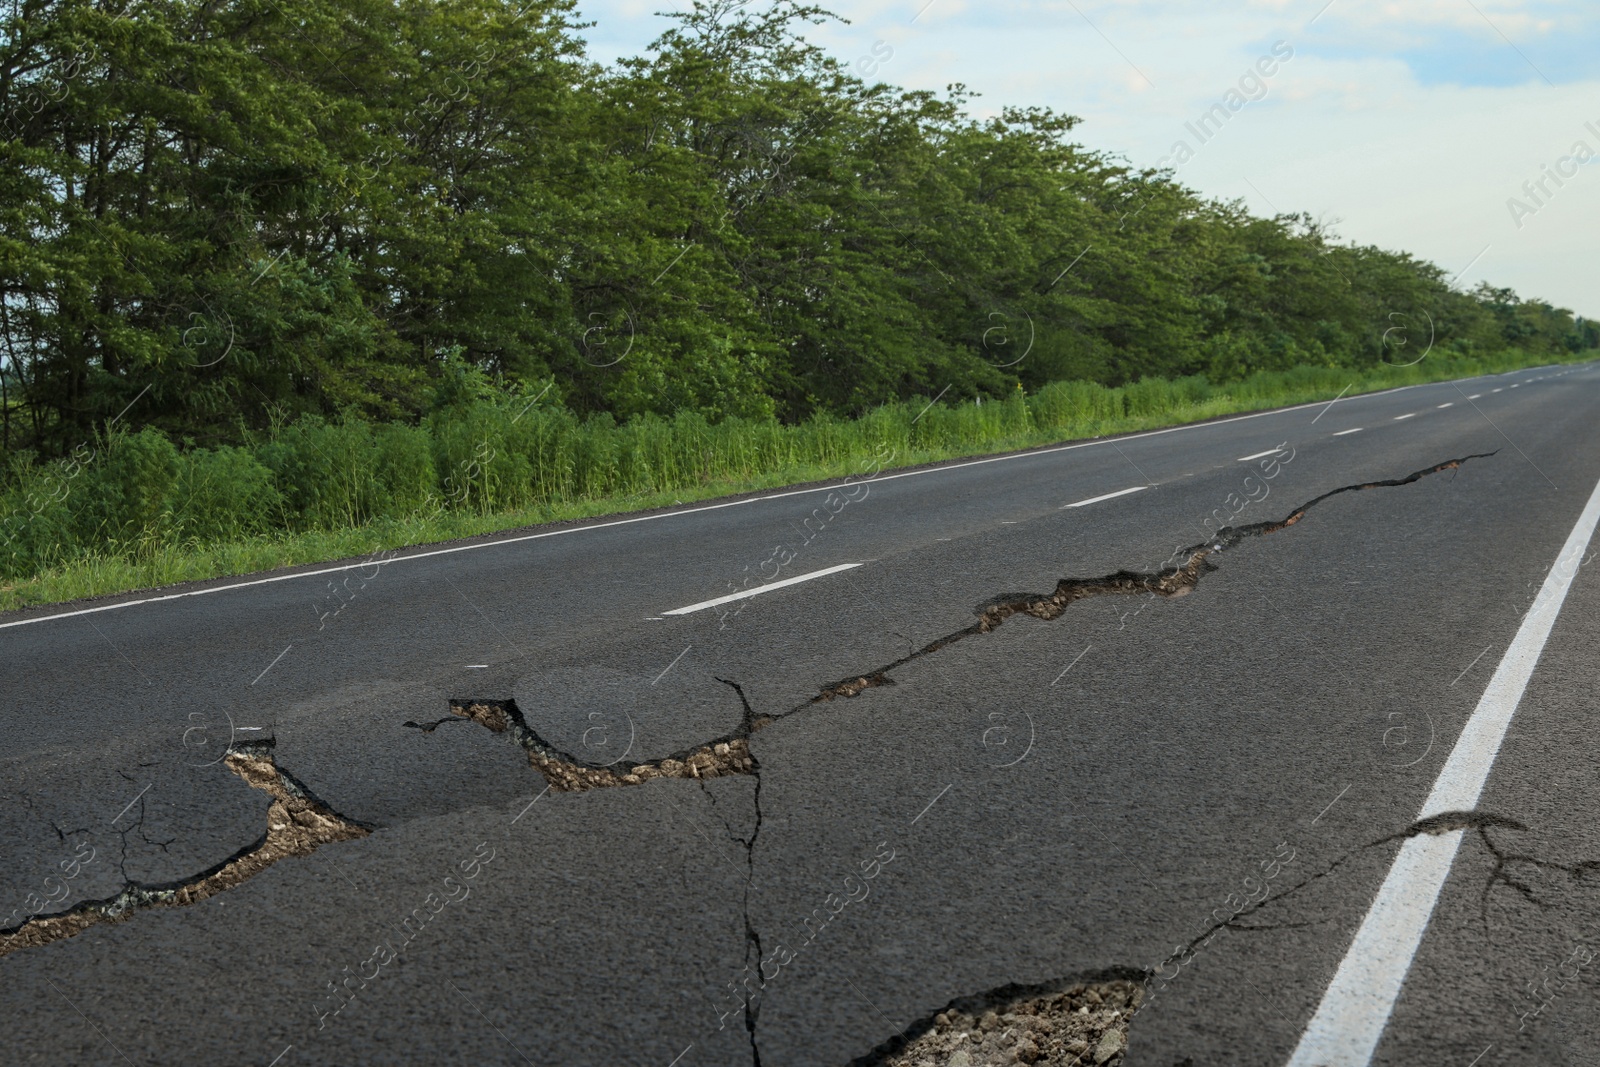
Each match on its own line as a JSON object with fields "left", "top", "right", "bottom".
{"left": 570, "top": 0, "right": 1599, "bottom": 318}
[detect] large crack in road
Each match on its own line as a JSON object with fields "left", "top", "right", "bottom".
{"left": 842, "top": 806, "right": 1600, "bottom": 1067}
{"left": 0, "top": 451, "right": 1518, "bottom": 1066}
{"left": 422, "top": 452, "right": 1501, "bottom": 1065}
{"left": 447, "top": 452, "right": 1498, "bottom": 789}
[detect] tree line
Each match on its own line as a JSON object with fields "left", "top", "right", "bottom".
{"left": 2, "top": 0, "right": 1594, "bottom": 462}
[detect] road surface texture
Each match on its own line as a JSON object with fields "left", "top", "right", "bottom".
{"left": 3, "top": 362, "right": 1598, "bottom": 1067}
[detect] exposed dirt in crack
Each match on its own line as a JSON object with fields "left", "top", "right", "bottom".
{"left": 795, "top": 452, "right": 1496, "bottom": 715}
{"left": 853, "top": 809, "right": 1574, "bottom": 1067}
{"left": 442, "top": 453, "right": 1497, "bottom": 791}
{"left": 0, "top": 740, "right": 369, "bottom": 959}
{"left": 395, "top": 452, "right": 1511, "bottom": 1061}
{"left": 448, "top": 689, "right": 758, "bottom": 793}
{"left": 852, "top": 976, "right": 1145, "bottom": 1067}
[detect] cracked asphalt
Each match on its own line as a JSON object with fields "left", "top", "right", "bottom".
{"left": 3, "top": 362, "right": 1599, "bottom": 1066}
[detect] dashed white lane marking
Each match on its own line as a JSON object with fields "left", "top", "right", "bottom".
{"left": 0, "top": 368, "right": 1552, "bottom": 632}
{"left": 1238, "top": 448, "right": 1286, "bottom": 462}
{"left": 1437, "top": 403, "right": 1453, "bottom": 409}
{"left": 1393, "top": 413, "right": 1416, "bottom": 421}
{"left": 1333, "top": 428, "right": 1363, "bottom": 436}
{"left": 1468, "top": 394, "right": 1482, "bottom": 399}
{"left": 1286, "top": 468, "right": 1600, "bottom": 1067}
{"left": 1061, "top": 485, "right": 1147, "bottom": 509}
{"left": 661, "top": 562, "right": 863, "bottom": 616}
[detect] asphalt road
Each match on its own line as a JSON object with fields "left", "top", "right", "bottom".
{"left": 3, "top": 362, "right": 1599, "bottom": 1067}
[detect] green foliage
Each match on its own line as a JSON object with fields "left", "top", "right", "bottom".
{"left": 3, "top": 0, "right": 1590, "bottom": 461}
{"left": 171, "top": 446, "right": 285, "bottom": 544}
{"left": 74, "top": 428, "right": 183, "bottom": 547}
{"left": 1, "top": 0, "right": 1595, "bottom": 591}
{"left": 0, "top": 346, "right": 1588, "bottom": 594}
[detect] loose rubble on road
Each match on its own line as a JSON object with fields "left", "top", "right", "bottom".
{"left": 879, "top": 979, "right": 1141, "bottom": 1067}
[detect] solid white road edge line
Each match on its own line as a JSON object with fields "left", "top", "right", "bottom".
{"left": 1285, "top": 468, "right": 1600, "bottom": 1067}
{"left": 0, "top": 367, "right": 1551, "bottom": 631}
{"left": 660, "top": 563, "right": 863, "bottom": 616}
{"left": 1061, "top": 485, "right": 1147, "bottom": 509}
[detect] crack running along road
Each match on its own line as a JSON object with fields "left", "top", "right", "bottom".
{"left": 0, "top": 454, "right": 1501, "bottom": 980}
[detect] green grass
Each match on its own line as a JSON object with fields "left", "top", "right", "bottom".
{"left": 1, "top": 349, "right": 1588, "bottom": 613}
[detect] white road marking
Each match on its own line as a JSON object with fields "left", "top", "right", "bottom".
{"left": 1393, "top": 413, "right": 1416, "bottom": 421}
{"left": 1468, "top": 394, "right": 1482, "bottom": 399}
{"left": 1286, "top": 469, "right": 1600, "bottom": 1067}
{"left": 1511, "top": 383, "right": 1520, "bottom": 388}
{"left": 1333, "top": 428, "right": 1363, "bottom": 436}
{"left": 1061, "top": 485, "right": 1147, "bottom": 509}
{"left": 1436, "top": 403, "right": 1453, "bottom": 409}
{"left": 0, "top": 375, "right": 1524, "bottom": 632}
{"left": 465, "top": 664, "right": 488, "bottom": 668}
{"left": 1238, "top": 448, "right": 1286, "bottom": 462}
{"left": 1492, "top": 388, "right": 1503, "bottom": 393}
{"left": 661, "top": 563, "right": 862, "bottom": 616}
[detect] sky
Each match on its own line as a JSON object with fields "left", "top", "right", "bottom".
{"left": 571, "top": 0, "right": 1600, "bottom": 319}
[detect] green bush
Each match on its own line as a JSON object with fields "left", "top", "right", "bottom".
{"left": 1, "top": 450, "right": 82, "bottom": 578}
{"left": 74, "top": 428, "right": 182, "bottom": 547}
{"left": 172, "top": 445, "right": 284, "bottom": 543}
{"left": 1, "top": 348, "right": 1590, "bottom": 598}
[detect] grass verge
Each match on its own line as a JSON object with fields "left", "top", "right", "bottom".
{"left": 1, "top": 352, "right": 1587, "bottom": 614}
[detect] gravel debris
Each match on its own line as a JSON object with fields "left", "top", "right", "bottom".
{"left": 870, "top": 980, "right": 1141, "bottom": 1067}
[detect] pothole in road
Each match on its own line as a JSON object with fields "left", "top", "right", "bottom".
{"left": 858, "top": 979, "right": 1144, "bottom": 1067}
